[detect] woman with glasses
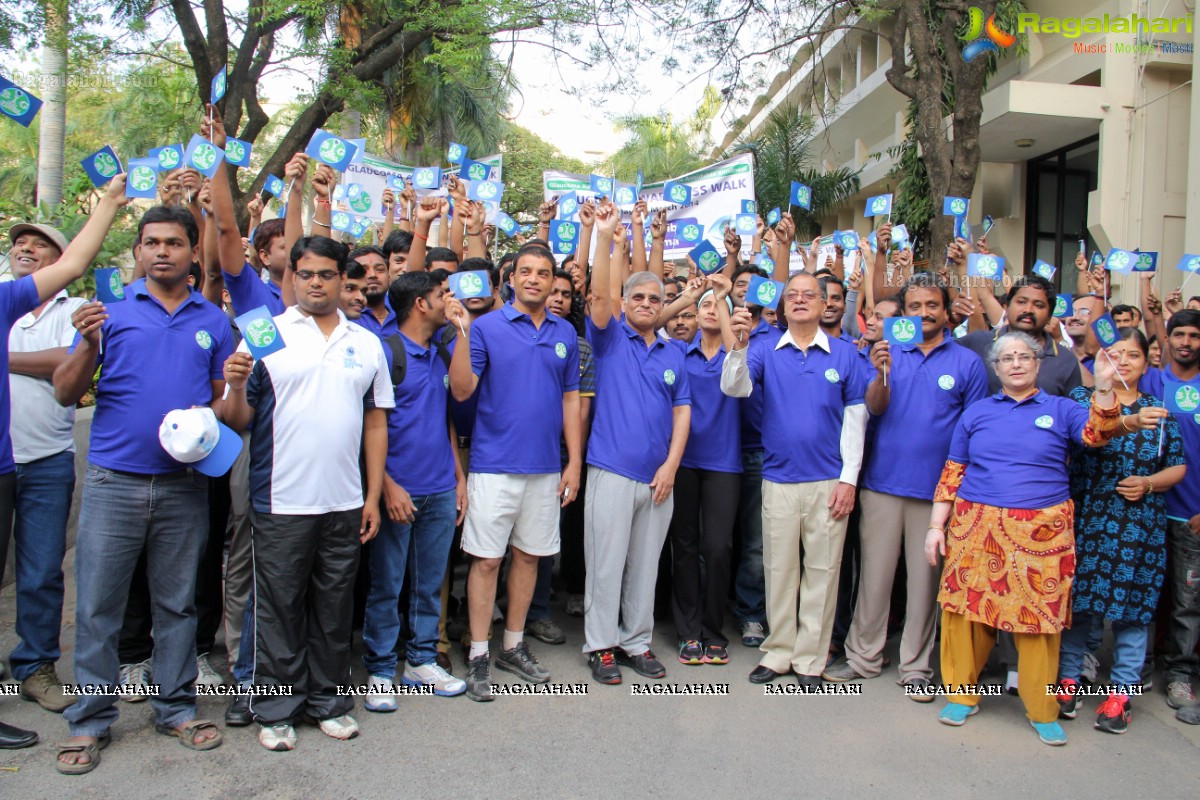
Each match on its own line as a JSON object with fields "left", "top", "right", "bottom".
{"left": 923, "top": 331, "right": 1152, "bottom": 745}
{"left": 1057, "top": 328, "right": 1183, "bottom": 734}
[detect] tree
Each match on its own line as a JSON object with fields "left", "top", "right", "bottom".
{"left": 726, "top": 101, "right": 859, "bottom": 238}
{"left": 496, "top": 121, "right": 587, "bottom": 216}
{"left": 36, "top": 0, "right": 68, "bottom": 209}
{"left": 608, "top": 86, "right": 722, "bottom": 182}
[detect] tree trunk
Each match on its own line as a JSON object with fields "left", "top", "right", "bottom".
{"left": 36, "top": 0, "right": 67, "bottom": 213}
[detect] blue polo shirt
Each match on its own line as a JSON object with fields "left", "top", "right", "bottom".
{"left": 862, "top": 333, "right": 988, "bottom": 500}
{"left": 674, "top": 339, "right": 741, "bottom": 473}
{"left": 744, "top": 330, "right": 867, "bottom": 483}
{"left": 76, "top": 279, "right": 234, "bottom": 474}
{"left": 0, "top": 276, "right": 43, "bottom": 474}
{"left": 1140, "top": 366, "right": 1200, "bottom": 519}
{"left": 357, "top": 297, "right": 398, "bottom": 340}
{"left": 468, "top": 303, "right": 579, "bottom": 474}
{"left": 222, "top": 263, "right": 284, "bottom": 316}
{"left": 947, "top": 390, "right": 1092, "bottom": 509}
{"left": 587, "top": 317, "right": 691, "bottom": 483}
{"left": 739, "top": 317, "right": 783, "bottom": 452}
{"left": 383, "top": 331, "right": 456, "bottom": 496}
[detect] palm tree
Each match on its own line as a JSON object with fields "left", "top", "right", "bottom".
{"left": 36, "top": 0, "right": 68, "bottom": 212}
{"left": 727, "top": 102, "right": 860, "bottom": 238}
{"left": 609, "top": 86, "right": 721, "bottom": 182}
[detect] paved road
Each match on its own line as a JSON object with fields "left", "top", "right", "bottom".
{"left": 1, "top": 555, "right": 1198, "bottom": 799}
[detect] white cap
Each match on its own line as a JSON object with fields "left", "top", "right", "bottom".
{"left": 158, "top": 407, "right": 242, "bottom": 477}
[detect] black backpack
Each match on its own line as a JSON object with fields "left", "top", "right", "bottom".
{"left": 384, "top": 326, "right": 454, "bottom": 387}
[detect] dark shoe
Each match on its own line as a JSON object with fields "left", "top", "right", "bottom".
{"left": 903, "top": 676, "right": 935, "bottom": 703}
{"left": 496, "top": 641, "right": 551, "bottom": 683}
{"left": 435, "top": 652, "right": 453, "bottom": 673}
{"left": 525, "top": 618, "right": 566, "bottom": 645}
{"left": 795, "top": 674, "right": 824, "bottom": 690}
{"left": 224, "top": 694, "right": 253, "bottom": 727}
{"left": 749, "top": 664, "right": 786, "bottom": 684}
{"left": 1056, "top": 678, "right": 1081, "bottom": 720}
{"left": 0, "top": 720, "right": 38, "bottom": 749}
{"left": 678, "top": 639, "right": 704, "bottom": 665}
{"left": 1167, "top": 681, "right": 1195, "bottom": 709}
{"left": 702, "top": 644, "right": 729, "bottom": 665}
{"left": 1176, "top": 704, "right": 1200, "bottom": 725}
{"left": 740, "top": 621, "right": 766, "bottom": 648}
{"left": 589, "top": 649, "right": 622, "bottom": 685}
{"left": 822, "top": 657, "right": 864, "bottom": 683}
{"left": 617, "top": 648, "right": 666, "bottom": 679}
{"left": 1095, "top": 693, "right": 1130, "bottom": 734}
{"left": 465, "top": 654, "right": 494, "bottom": 702}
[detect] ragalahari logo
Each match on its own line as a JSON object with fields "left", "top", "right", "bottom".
{"left": 961, "top": 7, "right": 1016, "bottom": 62}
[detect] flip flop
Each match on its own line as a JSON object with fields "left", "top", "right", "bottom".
{"left": 55, "top": 732, "right": 111, "bottom": 776}
{"left": 154, "top": 719, "right": 223, "bottom": 751}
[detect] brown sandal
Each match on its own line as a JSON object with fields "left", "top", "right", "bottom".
{"left": 55, "top": 732, "right": 111, "bottom": 776}
{"left": 154, "top": 719, "right": 223, "bottom": 751}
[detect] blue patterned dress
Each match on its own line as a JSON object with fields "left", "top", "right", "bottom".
{"left": 1067, "top": 388, "right": 1185, "bottom": 624}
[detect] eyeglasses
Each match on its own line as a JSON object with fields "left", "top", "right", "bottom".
{"left": 295, "top": 270, "right": 339, "bottom": 283}
{"left": 997, "top": 354, "right": 1037, "bottom": 365}
{"left": 784, "top": 290, "right": 820, "bottom": 302}
{"left": 1072, "top": 308, "right": 1094, "bottom": 318}
{"left": 673, "top": 312, "right": 697, "bottom": 320}
{"left": 629, "top": 293, "right": 662, "bottom": 305}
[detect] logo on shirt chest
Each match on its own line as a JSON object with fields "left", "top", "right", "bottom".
{"left": 195, "top": 330, "right": 212, "bottom": 350}
{"left": 1035, "top": 415, "right": 1054, "bottom": 429}
{"left": 938, "top": 374, "right": 956, "bottom": 391}
{"left": 824, "top": 368, "right": 840, "bottom": 384}
{"left": 1174, "top": 384, "right": 1200, "bottom": 413}
{"left": 342, "top": 344, "right": 361, "bottom": 369}
{"left": 555, "top": 342, "right": 567, "bottom": 359}
{"left": 664, "top": 369, "right": 676, "bottom": 386}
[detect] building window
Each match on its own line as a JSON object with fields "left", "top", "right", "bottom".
{"left": 1023, "top": 136, "right": 1099, "bottom": 290}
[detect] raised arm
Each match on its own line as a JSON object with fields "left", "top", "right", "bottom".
{"left": 576, "top": 201, "right": 596, "bottom": 277}
{"left": 464, "top": 200, "right": 488, "bottom": 260}
{"left": 648, "top": 209, "right": 666, "bottom": 281}
{"left": 33, "top": 176, "right": 130, "bottom": 302}
{"left": 588, "top": 201, "right": 621, "bottom": 328}
{"left": 409, "top": 196, "right": 440, "bottom": 272}
{"left": 630, "top": 200, "right": 648, "bottom": 273}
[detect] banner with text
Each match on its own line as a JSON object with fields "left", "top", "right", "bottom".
{"left": 344, "top": 152, "right": 503, "bottom": 223}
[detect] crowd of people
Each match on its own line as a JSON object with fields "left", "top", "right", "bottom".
{"left": 2, "top": 107, "right": 1200, "bottom": 773}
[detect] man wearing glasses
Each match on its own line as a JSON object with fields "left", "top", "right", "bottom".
{"left": 722, "top": 272, "right": 869, "bottom": 687}
{"left": 582, "top": 202, "right": 691, "bottom": 685}
{"left": 957, "top": 275, "right": 1082, "bottom": 395}
{"left": 222, "top": 236, "right": 394, "bottom": 751}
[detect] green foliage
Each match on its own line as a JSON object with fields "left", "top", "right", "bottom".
{"left": 496, "top": 122, "right": 587, "bottom": 219}
{"left": 886, "top": 102, "right": 932, "bottom": 261}
{"left": 607, "top": 87, "right": 721, "bottom": 182}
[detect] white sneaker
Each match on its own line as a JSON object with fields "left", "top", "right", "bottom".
{"left": 403, "top": 660, "right": 467, "bottom": 697}
{"left": 118, "top": 659, "right": 152, "bottom": 702}
{"left": 364, "top": 675, "right": 398, "bottom": 713}
{"left": 259, "top": 723, "right": 297, "bottom": 751}
{"left": 317, "top": 714, "right": 359, "bottom": 740}
{"left": 195, "top": 652, "right": 224, "bottom": 688}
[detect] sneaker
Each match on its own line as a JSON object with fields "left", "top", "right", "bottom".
{"left": 617, "top": 648, "right": 666, "bottom": 679}
{"left": 1056, "top": 678, "right": 1081, "bottom": 720}
{"left": 364, "top": 675, "right": 398, "bottom": 712}
{"left": 903, "top": 676, "right": 935, "bottom": 703}
{"left": 495, "top": 641, "right": 551, "bottom": 684}
{"left": 702, "top": 644, "right": 729, "bottom": 665}
{"left": 1095, "top": 692, "right": 1130, "bottom": 734}
{"left": 1005, "top": 669, "right": 1019, "bottom": 696}
{"left": 938, "top": 703, "right": 979, "bottom": 726}
{"left": 1029, "top": 719, "right": 1068, "bottom": 746}
{"left": 118, "top": 659, "right": 151, "bottom": 703}
{"left": 822, "top": 657, "right": 865, "bottom": 683}
{"left": 402, "top": 661, "right": 467, "bottom": 697}
{"left": 525, "top": 618, "right": 566, "bottom": 645}
{"left": 565, "top": 594, "right": 585, "bottom": 618}
{"left": 19, "top": 663, "right": 75, "bottom": 712}
{"left": 1176, "top": 704, "right": 1200, "bottom": 725}
{"left": 259, "top": 723, "right": 297, "bottom": 751}
{"left": 740, "top": 621, "right": 766, "bottom": 648}
{"left": 589, "top": 649, "right": 621, "bottom": 685}
{"left": 465, "top": 654, "right": 494, "bottom": 702}
{"left": 317, "top": 714, "right": 359, "bottom": 740}
{"left": 678, "top": 640, "right": 704, "bottom": 665}
{"left": 1167, "top": 680, "right": 1195, "bottom": 709}
{"left": 1080, "top": 652, "right": 1100, "bottom": 685}
{"left": 195, "top": 652, "right": 224, "bottom": 689}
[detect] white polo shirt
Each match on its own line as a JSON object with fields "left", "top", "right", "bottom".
{"left": 240, "top": 306, "right": 395, "bottom": 515}
{"left": 9, "top": 290, "right": 86, "bottom": 463}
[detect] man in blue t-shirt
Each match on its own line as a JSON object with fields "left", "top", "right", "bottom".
{"left": 723, "top": 271, "right": 869, "bottom": 687}
{"left": 53, "top": 198, "right": 234, "bottom": 772}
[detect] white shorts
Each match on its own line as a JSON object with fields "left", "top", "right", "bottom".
{"left": 462, "top": 472, "right": 561, "bottom": 558}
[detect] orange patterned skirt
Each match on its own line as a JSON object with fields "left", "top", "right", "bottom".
{"left": 936, "top": 495, "right": 1075, "bottom": 635}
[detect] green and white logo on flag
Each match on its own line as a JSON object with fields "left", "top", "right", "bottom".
{"left": 109, "top": 271, "right": 125, "bottom": 300}
{"left": 0, "top": 87, "right": 30, "bottom": 116}
{"left": 245, "top": 318, "right": 277, "bottom": 349}
{"left": 94, "top": 152, "right": 119, "bottom": 177}
{"left": 192, "top": 144, "right": 217, "bottom": 171}
{"left": 699, "top": 251, "right": 720, "bottom": 272}
{"left": 949, "top": 198, "right": 967, "bottom": 215}
{"left": 468, "top": 163, "right": 488, "bottom": 181}
{"left": 320, "top": 138, "right": 346, "bottom": 164}
{"left": 755, "top": 282, "right": 777, "bottom": 306}
{"left": 225, "top": 140, "right": 245, "bottom": 163}
{"left": 129, "top": 166, "right": 156, "bottom": 192}
{"left": 892, "top": 318, "right": 917, "bottom": 343}
{"left": 669, "top": 184, "right": 688, "bottom": 202}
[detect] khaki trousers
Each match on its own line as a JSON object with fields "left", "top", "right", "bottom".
{"left": 760, "top": 479, "right": 848, "bottom": 676}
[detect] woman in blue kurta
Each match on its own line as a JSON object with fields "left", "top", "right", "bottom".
{"left": 1060, "top": 327, "right": 1185, "bottom": 734}
{"left": 666, "top": 276, "right": 741, "bottom": 665}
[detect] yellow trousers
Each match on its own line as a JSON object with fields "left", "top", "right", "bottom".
{"left": 939, "top": 609, "right": 1060, "bottom": 723}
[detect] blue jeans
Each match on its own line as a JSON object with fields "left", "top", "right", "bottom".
{"left": 64, "top": 466, "right": 208, "bottom": 737}
{"left": 733, "top": 450, "right": 765, "bottom": 624}
{"left": 1061, "top": 611, "right": 1149, "bottom": 688}
{"left": 363, "top": 490, "right": 457, "bottom": 676}
{"left": 9, "top": 450, "right": 75, "bottom": 680}
{"left": 528, "top": 555, "right": 555, "bottom": 622}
